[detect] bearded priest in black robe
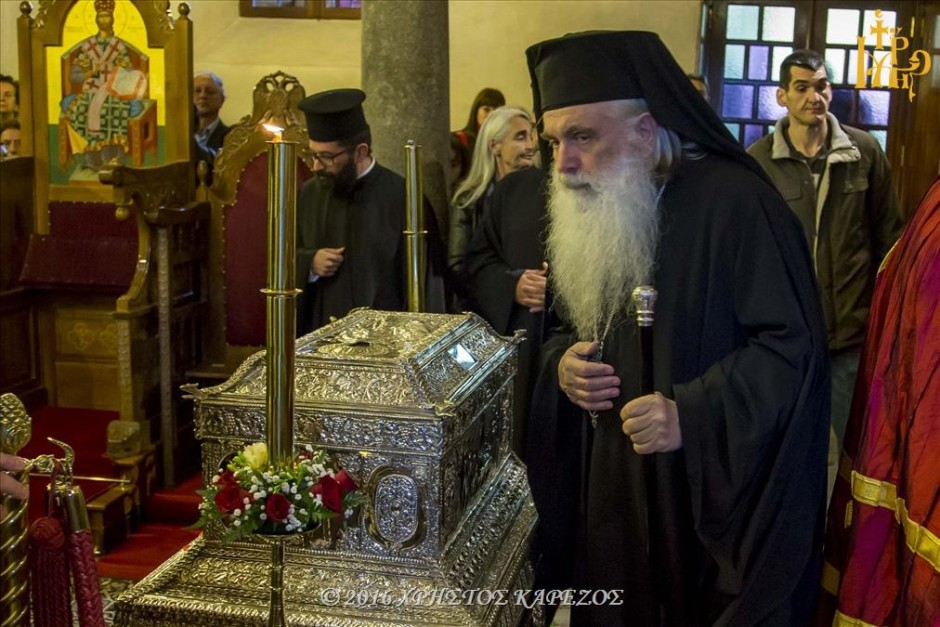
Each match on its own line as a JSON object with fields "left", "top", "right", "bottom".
{"left": 526, "top": 32, "right": 830, "bottom": 625}
{"left": 295, "top": 89, "right": 444, "bottom": 333}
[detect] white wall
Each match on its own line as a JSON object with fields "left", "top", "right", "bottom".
{"left": 449, "top": 0, "right": 702, "bottom": 126}
{"left": 0, "top": 0, "right": 702, "bottom": 130}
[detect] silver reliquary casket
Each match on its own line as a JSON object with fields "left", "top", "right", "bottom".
{"left": 114, "top": 309, "right": 536, "bottom": 626}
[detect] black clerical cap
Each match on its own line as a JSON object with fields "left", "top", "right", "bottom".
{"left": 298, "top": 88, "right": 369, "bottom": 142}
{"left": 526, "top": 31, "right": 768, "bottom": 180}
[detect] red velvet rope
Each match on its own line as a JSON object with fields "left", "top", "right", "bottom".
{"left": 28, "top": 517, "right": 73, "bottom": 627}
{"left": 68, "top": 530, "right": 105, "bottom": 627}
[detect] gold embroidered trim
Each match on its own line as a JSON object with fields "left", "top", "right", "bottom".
{"left": 850, "top": 471, "right": 940, "bottom": 573}
{"left": 897, "top": 500, "right": 940, "bottom": 573}
{"left": 821, "top": 559, "right": 841, "bottom": 595}
{"left": 833, "top": 610, "right": 880, "bottom": 627}
{"left": 850, "top": 470, "right": 896, "bottom": 509}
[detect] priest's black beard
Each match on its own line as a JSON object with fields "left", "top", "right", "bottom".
{"left": 316, "top": 157, "right": 358, "bottom": 193}
{"left": 546, "top": 153, "right": 661, "bottom": 342}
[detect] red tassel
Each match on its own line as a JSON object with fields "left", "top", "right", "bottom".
{"left": 28, "top": 517, "right": 73, "bottom": 627}
{"left": 68, "top": 529, "right": 105, "bottom": 627}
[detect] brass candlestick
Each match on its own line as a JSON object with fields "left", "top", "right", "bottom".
{"left": 403, "top": 140, "right": 426, "bottom": 313}
{"left": 260, "top": 125, "right": 300, "bottom": 626}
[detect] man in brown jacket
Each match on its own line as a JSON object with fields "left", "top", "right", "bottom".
{"left": 747, "top": 49, "right": 902, "bottom": 498}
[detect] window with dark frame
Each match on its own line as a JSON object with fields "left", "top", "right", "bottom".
{"left": 704, "top": 0, "right": 898, "bottom": 150}
{"left": 239, "top": 0, "right": 361, "bottom": 20}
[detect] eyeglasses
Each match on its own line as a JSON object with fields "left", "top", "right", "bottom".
{"left": 303, "top": 147, "right": 353, "bottom": 167}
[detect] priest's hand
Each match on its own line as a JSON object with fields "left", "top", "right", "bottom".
{"left": 312, "top": 247, "right": 345, "bottom": 278}
{"left": 620, "top": 392, "right": 682, "bottom": 453}
{"left": 515, "top": 262, "right": 548, "bottom": 312}
{"left": 0, "top": 453, "right": 28, "bottom": 517}
{"left": 558, "top": 341, "right": 620, "bottom": 412}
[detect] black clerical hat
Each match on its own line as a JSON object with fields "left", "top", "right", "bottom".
{"left": 526, "top": 31, "right": 768, "bottom": 180}
{"left": 298, "top": 88, "right": 369, "bottom": 142}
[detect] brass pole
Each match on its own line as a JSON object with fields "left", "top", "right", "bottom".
{"left": 403, "top": 140, "right": 426, "bottom": 313}
{"left": 261, "top": 131, "right": 300, "bottom": 470}
{"left": 1, "top": 393, "right": 31, "bottom": 627}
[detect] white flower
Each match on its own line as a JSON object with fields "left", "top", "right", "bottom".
{"left": 242, "top": 442, "right": 268, "bottom": 471}
{"left": 233, "top": 520, "right": 242, "bottom": 527}
{"left": 260, "top": 513, "right": 267, "bottom": 520}
{"left": 233, "top": 508, "right": 241, "bottom": 516}
{"left": 304, "top": 444, "right": 313, "bottom": 452}
{"left": 243, "top": 497, "right": 250, "bottom": 505}
{"left": 281, "top": 484, "right": 291, "bottom": 494}
{"left": 294, "top": 494, "right": 301, "bottom": 500}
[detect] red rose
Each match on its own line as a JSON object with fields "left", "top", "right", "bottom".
{"left": 216, "top": 470, "right": 237, "bottom": 486}
{"left": 311, "top": 476, "right": 342, "bottom": 515}
{"left": 334, "top": 469, "right": 357, "bottom": 495}
{"left": 265, "top": 493, "right": 291, "bottom": 523}
{"left": 214, "top": 483, "right": 250, "bottom": 514}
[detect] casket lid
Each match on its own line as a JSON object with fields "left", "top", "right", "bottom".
{"left": 189, "top": 309, "right": 517, "bottom": 412}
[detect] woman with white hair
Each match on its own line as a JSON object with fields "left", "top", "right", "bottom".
{"left": 448, "top": 105, "right": 536, "bottom": 307}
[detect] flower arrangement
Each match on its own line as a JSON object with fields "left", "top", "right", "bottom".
{"left": 193, "top": 442, "right": 367, "bottom": 544}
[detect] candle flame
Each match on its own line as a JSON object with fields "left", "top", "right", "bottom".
{"left": 263, "top": 123, "right": 284, "bottom": 141}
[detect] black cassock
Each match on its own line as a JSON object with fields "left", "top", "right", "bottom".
{"left": 529, "top": 154, "right": 830, "bottom": 626}
{"left": 466, "top": 167, "right": 551, "bottom": 457}
{"left": 296, "top": 162, "right": 444, "bottom": 333}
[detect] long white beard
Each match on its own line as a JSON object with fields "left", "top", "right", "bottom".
{"left": 546, "top": 155, "right": 661, "bottom": 342}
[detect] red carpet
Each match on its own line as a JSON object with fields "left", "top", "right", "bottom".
{"left": 100, "top": 474, "right": 203, "bottom": 580}
{"left": 143, "top": 472, "right": 203, "bottom": 525}
{"left": 96, "top": 524, "right": 201, "bottom": 580}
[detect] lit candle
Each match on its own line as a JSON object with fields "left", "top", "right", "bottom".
{"left": 263, "top": 123, "right": 284, "bottom": 143}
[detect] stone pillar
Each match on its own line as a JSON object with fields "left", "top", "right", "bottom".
{"left": 361, "top": 0, "right": 450, "bottom": 245}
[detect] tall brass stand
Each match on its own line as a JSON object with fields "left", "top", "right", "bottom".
{"left": 260, "top": 131, "right": 299, "bottom": 627}
{"left": 403, "top": 140, "right": 426, "bottom": 312}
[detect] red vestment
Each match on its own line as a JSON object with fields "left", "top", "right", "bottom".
{"left": 821, "top": 177, "right": 940, "bottom": 626}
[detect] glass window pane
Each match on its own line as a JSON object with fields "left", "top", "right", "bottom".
{"left": 771, "top": 46, "right": 793, "bottom": 83}
{"left": 862, "top": 10, "right": 896, "bottom": 48}
{"left": 744, "top": 124, "right": 764, "bottom": 147}
{"left": 762, "top": 6, "right": 795, "bottom": 42}
{"left": 869, "top": 130, "right": 887, "bottom": 151}
{"left": 827, "top": 9, "right": 860, "bottom": 45}
{"left": 758, "top": 86, "right": 787, "bottom": 121}
{"left": 727, "top": 5, "right": 760, "bottom": 40}
{"left": 724, "top": 122, "right": 741, "bottom": 141}
{"left": 859, "top": 90, "right": 890, "bottom": 125}
{"left": 848, "top": 48, "right": 863, "bottom": 85}
{"left": 830, "top": 89, "right": 856, "bottom": 121}
{"left": 725, "top": 45, "right": 746, "bottom": 79}
{"left": 722, "top": 84, "right": 754, "bottom": 118}
{"left": 749, "top": 45, "right": 769, "bottom": 80}
{"left": 826, "top": 48, "right": 846, "bottom": 84}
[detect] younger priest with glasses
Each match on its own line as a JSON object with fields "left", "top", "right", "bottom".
{"left": 295, "top": 88, "right": 444, "bottom": 333}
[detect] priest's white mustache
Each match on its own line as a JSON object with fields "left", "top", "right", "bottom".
{"left": 546, "top": 154, "right": 661, "bottom": 342}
